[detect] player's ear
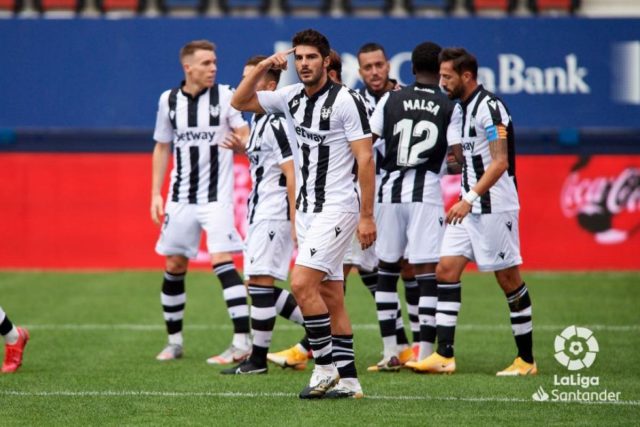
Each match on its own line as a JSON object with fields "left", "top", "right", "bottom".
{"left": 267, "top": 79, "right": 277, "bottom": 91}
{"left": 323, "top": 55, "right": 330, "bottom": 69}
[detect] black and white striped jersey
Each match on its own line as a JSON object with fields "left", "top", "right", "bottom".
{"left": 359, "top": 81, "right": 402, "bottom": 177}
{"left": 370, "top": 83, "right": 462, "bottom": 205}
{"left": 154, "top": 83, "right": 247, "bottom": 204}
{"left": 246, "top": 113, "right": 294, "bottom": 224}
{"left": 257, "top": 80, "right": 371, "bottom": 214}
{"left": 459, "top": 85, "right": 519, "bottom": 214}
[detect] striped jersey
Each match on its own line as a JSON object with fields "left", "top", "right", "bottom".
{"left": 246, "top": 113, "right": 294, "bottom": 224}
{"left": 153, "top": 83, "right": 247, "bottom": 204}
{"left": 459, "top": 85, "right": 519, "bottom": 214}
{"left": 359, "top": 80, "right": 402, "bottom": 176}
{"left": 257, "top": 80, "right": 371, "bottom": 214}
{"left": 370, "top": 82, "right": 462, "bottom": 205}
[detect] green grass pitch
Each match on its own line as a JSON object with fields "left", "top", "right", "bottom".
{"left": 1, "top": 271, "right": 639, "bottom": 425}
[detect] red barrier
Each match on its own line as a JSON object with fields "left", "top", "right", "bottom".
{"left": 0, "top": 153, "right": 638, "bottom": 270}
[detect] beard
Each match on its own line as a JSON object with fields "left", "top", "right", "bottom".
{"left": 298, "top": 67, "right": 323, "bottom": 87}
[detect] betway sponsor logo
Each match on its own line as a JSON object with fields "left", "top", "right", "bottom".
{"left": 295, "top": 126, "right": 326, "bottom": 143}
{"left": 175, "top": 130, "right": 216, "bottom": 143}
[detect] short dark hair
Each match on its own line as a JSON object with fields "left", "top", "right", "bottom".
{"left": 439, "top": 47, "right": 478, "bottom": 79}
{"left": 357, "top": 42, "right": 387, "bottom": 59}
{"left": 412, "top": 41, "right": 442, "bottom": 75}
{"left": 245, "top": 55, "right": 282, "bottom": 84}
{"left": 180, "top": 40, "right": 216, "bottom": 62}
{"left": 327, "top": 49, "right": 342, "bottom": 82}
{"left": 291, "top": 29, "right": 331, "bottom": 58}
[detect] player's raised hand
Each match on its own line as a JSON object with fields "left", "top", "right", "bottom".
{"left": 151, "top": 194, "right": 164, "bottom": 225}
{"left": 357, "top": 215, "right": 377, "bottom": 250}
{"left": 221, "top": 131, "right": 247, "bottom": 154}
{"left": 261, "top": 48, "right": 295, "bottom": 71}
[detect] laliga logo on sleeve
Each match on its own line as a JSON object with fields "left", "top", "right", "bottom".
{"left": 554, "top": 325, "right": 599, "bottom": 371}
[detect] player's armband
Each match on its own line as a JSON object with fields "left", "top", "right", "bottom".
{"left": 486, "top": 124, "right": 507, "bottom": 142}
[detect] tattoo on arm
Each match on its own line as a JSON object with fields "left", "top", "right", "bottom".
{"left": 489, "top": 137, "right": 508, "bottom": 162}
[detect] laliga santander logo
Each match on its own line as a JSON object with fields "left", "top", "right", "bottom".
{"left": 554, "top": 326, "right": 599, "bottom": 371}
{"left": 560, "top": 156, "right": 640, "bottom": 245}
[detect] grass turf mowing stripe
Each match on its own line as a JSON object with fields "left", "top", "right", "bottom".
{"left": 22, "top": 323, "right": 640, "bottom": 332}
{"left": 1, "top": 390, "right": 638, "bottom": 406}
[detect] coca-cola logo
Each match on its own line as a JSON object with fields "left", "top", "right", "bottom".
{"left": 560, "top": 157, "right": 640, "bottom": 244}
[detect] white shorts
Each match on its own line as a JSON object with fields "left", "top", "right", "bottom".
{"left": 295, "top": 210, "right": 358, "bottom": 281}
{"left": 376, "top": 203, "right": 445, "bottom": 264}
{"left": 243, "top": 219, "right": 294, "bottom": 281}
{"left": 440, "top": 210, "right": 522, "bottom": 272}
{"left": 343, "top": 233, "right": 378, "bottom": 272}
{"left": 155, "top": 201, "right": 243, "bottom": 259}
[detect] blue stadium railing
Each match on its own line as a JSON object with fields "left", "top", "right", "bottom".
{"left": 1, "top": 129, "right": 639, "bottom": 154}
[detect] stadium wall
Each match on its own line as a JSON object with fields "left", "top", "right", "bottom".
{"left": 0, "top": 18, "right": 639, "bottom": 129}
{"left": 0, "top": 17, "right": 638, "bottom": 270}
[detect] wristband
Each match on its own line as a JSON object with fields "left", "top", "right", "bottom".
{"left": 463, "top": 190, "right": 479, "bottom": 205}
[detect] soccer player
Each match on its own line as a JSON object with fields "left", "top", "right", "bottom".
{"left": 411, "top": 47, "right": 536, "bottom": 376}
{"left": 219, "top": 55, "right": 310, "bottom": 374}
{"left": 1, "top": 306, "right": 29, "bottom": 373}
{"left": 232, "top": 29, "right": 376, "bottom": 399}
{"left": 151, "top": 40, "right": 252, "bottom": 364}
{"left": 368, "top": 41, "right": 462, "bottom": 371}
{"left": 358, "top": 42, "right": 420, "bottom": 366}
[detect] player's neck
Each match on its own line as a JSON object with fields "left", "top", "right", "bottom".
{"left": 182, "top": 80, "right": 211, "bottom": 98}
{"left": 461, "top": 81, "right": 479, "bottom": 103}
{"left": 370, "top": 79, "right": 394, "bottom": 97}
{"left": 304, "top": 74, "right": 329, "bottom": 98}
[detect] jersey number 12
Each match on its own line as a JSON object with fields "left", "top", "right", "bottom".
{"left": 394, "top": 119, "right": 439, "bottom": 167}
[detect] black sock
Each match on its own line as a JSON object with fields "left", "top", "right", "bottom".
{"left": 213, "top": 262, "right": 250, "bottom": 334}
{"left": 304, "top": 313, "right": 332, "bottom": 366}
{"left": 161, "top": 271, "right": 186, "bottom": 339}
{"left": 0, "top": 311, "right": 14, "bottom": 336}
{"left": 333, "top": 334, "right": 357, "bottom": 379}
{"left": 417, "top": 273, "right": 437, "bottom": 356}
{"left": 375, "top": 265, "right": 401, "bottom": 351}
{"left": 247, "top": 284, "right": 275, "bottom": 366}
{"left": 506, "top": 283, "right": 534, "bottom": 364}
{"left": 403, "top": 277, "right": 420, "bottom": 343}
{"left": 435, "top": 282, "right": 461, "bottom": 358}
{"left": 273, "top": 286, "right": 303, "bottom": 325}
{"left": 359, "top": 268, "right": 378, "bottom": 298}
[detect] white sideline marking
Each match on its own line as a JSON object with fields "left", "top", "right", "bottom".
{"left": 23, "top": 323, "right": 640, "bottom": 332}
{"left": 1, "top": 390, "right": 638, "bottom": 406}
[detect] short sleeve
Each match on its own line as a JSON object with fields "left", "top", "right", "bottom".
{"left": 228, "top": 106, "right": 248, "bottom": 130}
{"left": 340, "top": 89, "right": 371, "bottom": 142}
{"left": 257, "top": 87, "right": 289, "bottom": 115}
{"left": 153, "top": 91, "right": 173, "bottom": 143}
{"left": 369, "top": 92, "right": 389, "bottom": 137}
{"left": 447, "top": 103, "right": 463, "bottom": 147}
{"left": 478, "top": 98, "right": 510, "bottom": 129}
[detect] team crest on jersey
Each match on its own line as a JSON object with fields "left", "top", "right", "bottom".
{"left": 320, "top": 106, "right": 333, "bottom": 120}
{"left": 209, "top": 105, "right": 220, "bottom": 118}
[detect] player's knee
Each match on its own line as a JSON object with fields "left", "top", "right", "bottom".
{"left": 165, "top": 256, "right": 188, "bottom": 274}
{"left": 435, "top": 262, "right": 457, "bottom": 283}
{"left": 495, "top": 267, "right": 522, "bottom": 293}
{"left": 378, "top": 260, "right": 401, "bottom": 272}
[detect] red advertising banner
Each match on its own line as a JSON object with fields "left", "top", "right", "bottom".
{"left": 0, "top": 153, "right": 638, "bottom": 270}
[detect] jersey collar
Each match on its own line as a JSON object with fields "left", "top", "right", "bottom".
{"left": 179, "top": 80, "right": 210, "bottom": 100}
{"left": 304, "top": 78, "right": 333, "bottom": 102}
{"left": 461, "top": 84, "right": 484, "bottom": 108}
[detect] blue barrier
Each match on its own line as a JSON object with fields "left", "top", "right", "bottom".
{"left": 0, "top": 17, "right": 639, "bottom": 130}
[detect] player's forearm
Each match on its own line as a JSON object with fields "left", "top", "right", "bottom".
{"left": 357, "top": 154, "right": 376, "bottom": 218}
{"left": 469, "top": 156, "right": 508, "bottom": 197}
{"left": 151, "top": 143, "right": 170, "bottom": 196}
{"left": 231, "top": 62, "right": 270, "bottom": 113}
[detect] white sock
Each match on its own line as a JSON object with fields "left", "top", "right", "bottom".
{"left": 233, "top": 333, "right": 250, "bottom": 349}
{"left": 419, "top": 342, "right": 434, "bottom": 361}
{"left": 168, "top": 332, "right": 183, "bottom": 346}
{"left": 4, "top": 326, "right": 19, "bottom": 345}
